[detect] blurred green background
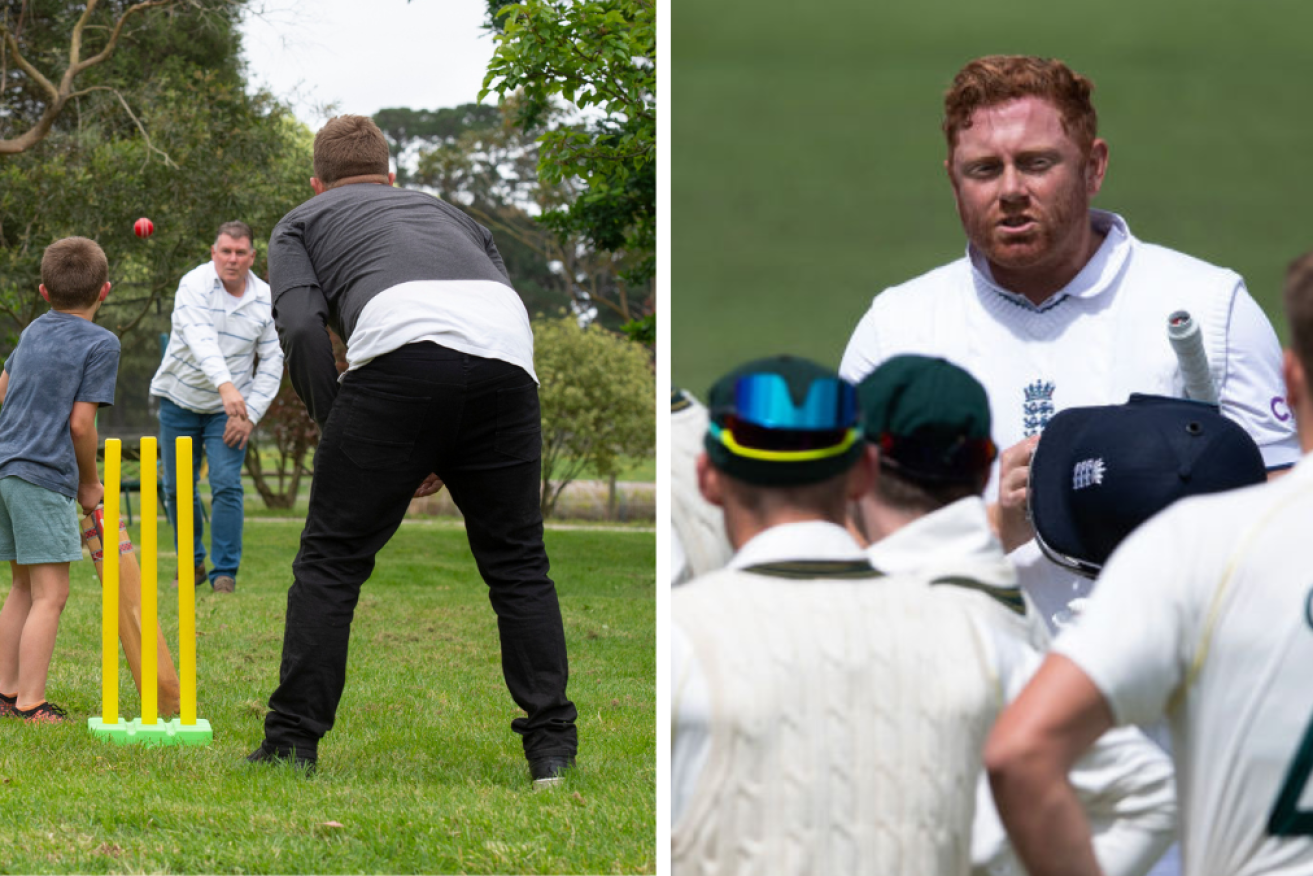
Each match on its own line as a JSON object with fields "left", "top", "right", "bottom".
{"left": 672, "top": 0, "right": 1313, "bottom": 396}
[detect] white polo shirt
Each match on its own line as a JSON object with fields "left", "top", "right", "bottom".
{"left": 1056, "top": 453, "right": 1313, "bottom": 876}
{"left": 150, "top": 261, "right": 283, "bottom": 424}
{"left": 840, "top": 210, "right": 1299, "bottom": 628}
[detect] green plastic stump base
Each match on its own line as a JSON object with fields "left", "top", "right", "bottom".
{"left": 87, "top": 716, "right": 213, "bottom": 746}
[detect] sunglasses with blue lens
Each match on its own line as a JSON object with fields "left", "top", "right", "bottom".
{"left": 709, "top": 373, "right": 860, "bottom": 462}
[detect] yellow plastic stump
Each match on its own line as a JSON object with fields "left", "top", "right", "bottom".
{"left": 88, "top": 436, "right": 212, "bottom": 747}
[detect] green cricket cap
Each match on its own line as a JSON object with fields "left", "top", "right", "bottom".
{"left": 857, "top": 355, "right": 997, "bottom": 483}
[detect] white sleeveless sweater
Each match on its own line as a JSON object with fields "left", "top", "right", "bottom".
{"left": 673, "top": 565, "right": 1000, "bottom": 876}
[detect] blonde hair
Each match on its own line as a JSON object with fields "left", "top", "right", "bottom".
{"left": 41, "top": 237, "right": 108, "bottom": 309}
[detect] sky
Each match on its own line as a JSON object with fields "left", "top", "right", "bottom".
{"left": 239, "top": 0, "right": 499, "bottom": 130}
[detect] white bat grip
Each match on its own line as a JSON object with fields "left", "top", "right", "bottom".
{"left": 1167, "top": 310, "right": 1219, "bottom": 404}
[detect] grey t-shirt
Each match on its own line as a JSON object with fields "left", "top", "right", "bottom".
{"left": 0, "top": 310, "right": 120, "bottom": 498}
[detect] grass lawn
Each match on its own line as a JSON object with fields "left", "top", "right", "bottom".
{"left": 672, "top": 0, "right": 1313, "bottom": 394}
{"left": 0, "top": 517, "right": 655, "bottom": 874}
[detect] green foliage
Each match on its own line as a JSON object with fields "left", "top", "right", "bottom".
{"left": 0, "top": 518, "right": 655, "bottom": 873}
{"left": 481, "top": 0, "right": 655, "bottom": 288}
{"left": 245, "top": 378, "right": 318, "bottom": 510}
{"left": 533, "top": 315, "right": 654, "bottom": 518}
{"left": 621, "top": 312, "right": 654, "bottom": 345}
{"left": 372, "top": 103, "right": 501, "bottom": 186}
{"left": 385, "top": 99, "right": 647, "bottom": 331}
{"left": 0, "top": 0, "right": 314, "bottom": 432}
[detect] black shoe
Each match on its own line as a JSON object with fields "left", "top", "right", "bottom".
{"left": 246, "top": 740, "right": 317, "bottom": 774}
{"left": 529, "top": 756, "right": 574, "bottom": 788}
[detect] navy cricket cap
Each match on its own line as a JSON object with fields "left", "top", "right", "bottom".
{"left": 704, "top": 355, "right": 864, "bottom": 486}
{"left": 857, "top": 355, "right": 997, "bottom": 484}
{"left": 1029, "top": 394, "right": 1267, "bottom": 578}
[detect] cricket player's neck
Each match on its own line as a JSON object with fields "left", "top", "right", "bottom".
{"left": 222, "top": 277, "right": 247, "bottom": 298}
{"left": 724, "top": 506, "right": 849, "bottom": 552}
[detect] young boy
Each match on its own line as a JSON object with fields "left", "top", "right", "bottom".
{"left": 0, "top": 237, "right": 119, "bottom": 723}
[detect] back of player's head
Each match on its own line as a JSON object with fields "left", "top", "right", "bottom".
{"left": 857, "top": 355, "right": 997, "bottom": 512}
{"left": 1284, "top": 250, "right": 1313, "bottom": 380}
{"left": 313, "top": 115, "right": 390, "bottom": 185}
{"left": 704, "top": 355, "right": 864, "bottom": 489}
{"left": 1029, "top": 394, "right": 1267, "bottom": 578}
{"left": 215, "top": 220, "right": 253, "bottom": 248}
{"left": 943, "top": 55, "right": 1099, "bottom": 158}
{"left": 41, "top": 236, "right": 108, "bottom": 309}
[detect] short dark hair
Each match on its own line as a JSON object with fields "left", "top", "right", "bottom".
{"left": 943, "top": 55, "right": 1099, "bottom": 158}
{"left": 215, "top": 221, "right": 253, "bottom": 248}
{"left": 874, "top": 464, "right": 983, "bottom": 515}
{"left": 313, "top": 115, "right": 390, "bottom": 185}
{"left": 41, "top": 237, "right": 108, "bottom": 309}
{"left": 719, "top": 469, "right": 853, "bottom": 522}
{"left": 1285, "top": 251, "right": 1313, "bottom": 381}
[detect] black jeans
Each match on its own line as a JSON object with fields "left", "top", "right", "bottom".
{"left": 263, "top": 343, "right": 577, "bottom": 760}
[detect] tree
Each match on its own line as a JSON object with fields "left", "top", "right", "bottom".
{"left": 245, "top": 377, "right": 318, "bottom": 510}
{"left": 533, "top": 314, "right": 653, "bottom": 518}
{"left": 480, "top": 0, "right": 656, "bottom": 331}
{"left": 392, "top": 99, "right": 645, "bottom": 331}
{"left": 1, "top": 0, "right": 233, "bottom": 154}
{"left": 373, "top": 103, "right": 499, "bottom": 186}
{"left": 1, "top": 1, "right": 313, "bottom": 436}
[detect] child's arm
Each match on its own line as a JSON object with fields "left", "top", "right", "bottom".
{"left": 0, "top": 368, "right": 8, "bottom": 405}
{"left": 70, "top": 401, "right": 103, "bottom": 515}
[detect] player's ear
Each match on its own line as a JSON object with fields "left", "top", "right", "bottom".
{"left": 697, "top": 453, "right": 724, "bottom": 508}
{"left": 1085, "top": 139, "right": 1109, "bottom": 196}
{"left": 38, "top": 284, "right": 50, "bottom": 303}
{"left": 310, "top": 177, "right": 327, "bottom": 196}
{"left": 98, "top": 282, "right": 111, "bottom": 303}
{"left": 846, "top": 443, "right": 878, "bottom": 502}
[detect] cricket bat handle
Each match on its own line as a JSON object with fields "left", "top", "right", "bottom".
{"left": 1167, "top": 310, "right": 1219, "bottom": 405}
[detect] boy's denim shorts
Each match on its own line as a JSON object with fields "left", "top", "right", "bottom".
{"left": 0, "top": 476, "right": 83, "bottom": 565}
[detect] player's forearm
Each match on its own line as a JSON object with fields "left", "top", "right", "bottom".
{"left": 71, "top": 419, "right": 100, "bottom": 485}
{"left": 989, "top": 750, "right": 1104, "bottom": 876}
{"left": 990, "top": 763, "right": 1103, "bottom": 876}
{"left": 273, "top": 285, "right": 339, "bottom": 427}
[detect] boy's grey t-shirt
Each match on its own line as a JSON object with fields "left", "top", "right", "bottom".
{"left": 0, "top": 311, "right": 120, "bottom": 498}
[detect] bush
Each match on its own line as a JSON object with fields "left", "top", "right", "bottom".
{"left": 533, "top": 315, "right": 654, "bottom": 518}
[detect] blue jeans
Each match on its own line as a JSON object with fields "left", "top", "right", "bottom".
{"left": 157, "top": 397, "right": 246, "bottom": 583}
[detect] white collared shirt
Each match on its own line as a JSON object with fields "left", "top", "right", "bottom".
{"left": 840, "top": 209, "right": 1299, "bottom": 630}
{"left": 150, "top": 261, "right": 283, "bottom": 424}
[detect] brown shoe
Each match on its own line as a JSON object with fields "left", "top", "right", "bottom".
{"left": 212, "top": 575, "right": 236, "bottom": 593}
{"left": 171, "top": 563, "right": 207, "bottom": 589}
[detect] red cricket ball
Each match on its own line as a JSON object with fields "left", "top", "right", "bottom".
{"left": 134, "top": 217, "right": 155, "bottom": 238}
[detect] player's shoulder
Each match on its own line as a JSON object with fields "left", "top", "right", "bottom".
{"left": 178, "top": 260, "right": 216, "bottom": 287}
{"left": 1129, "top": 237, "right": 1243, "bottom": 289}
{"left": 1134, "top": 473, "right": 1289, "bottom": 555}
{"left": 866, "top": 258, "right": 973, "bottom": 315}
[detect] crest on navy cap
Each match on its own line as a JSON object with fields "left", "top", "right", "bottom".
{"left": 1029, "top": 394, "right": 1267, "bottom": 578}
